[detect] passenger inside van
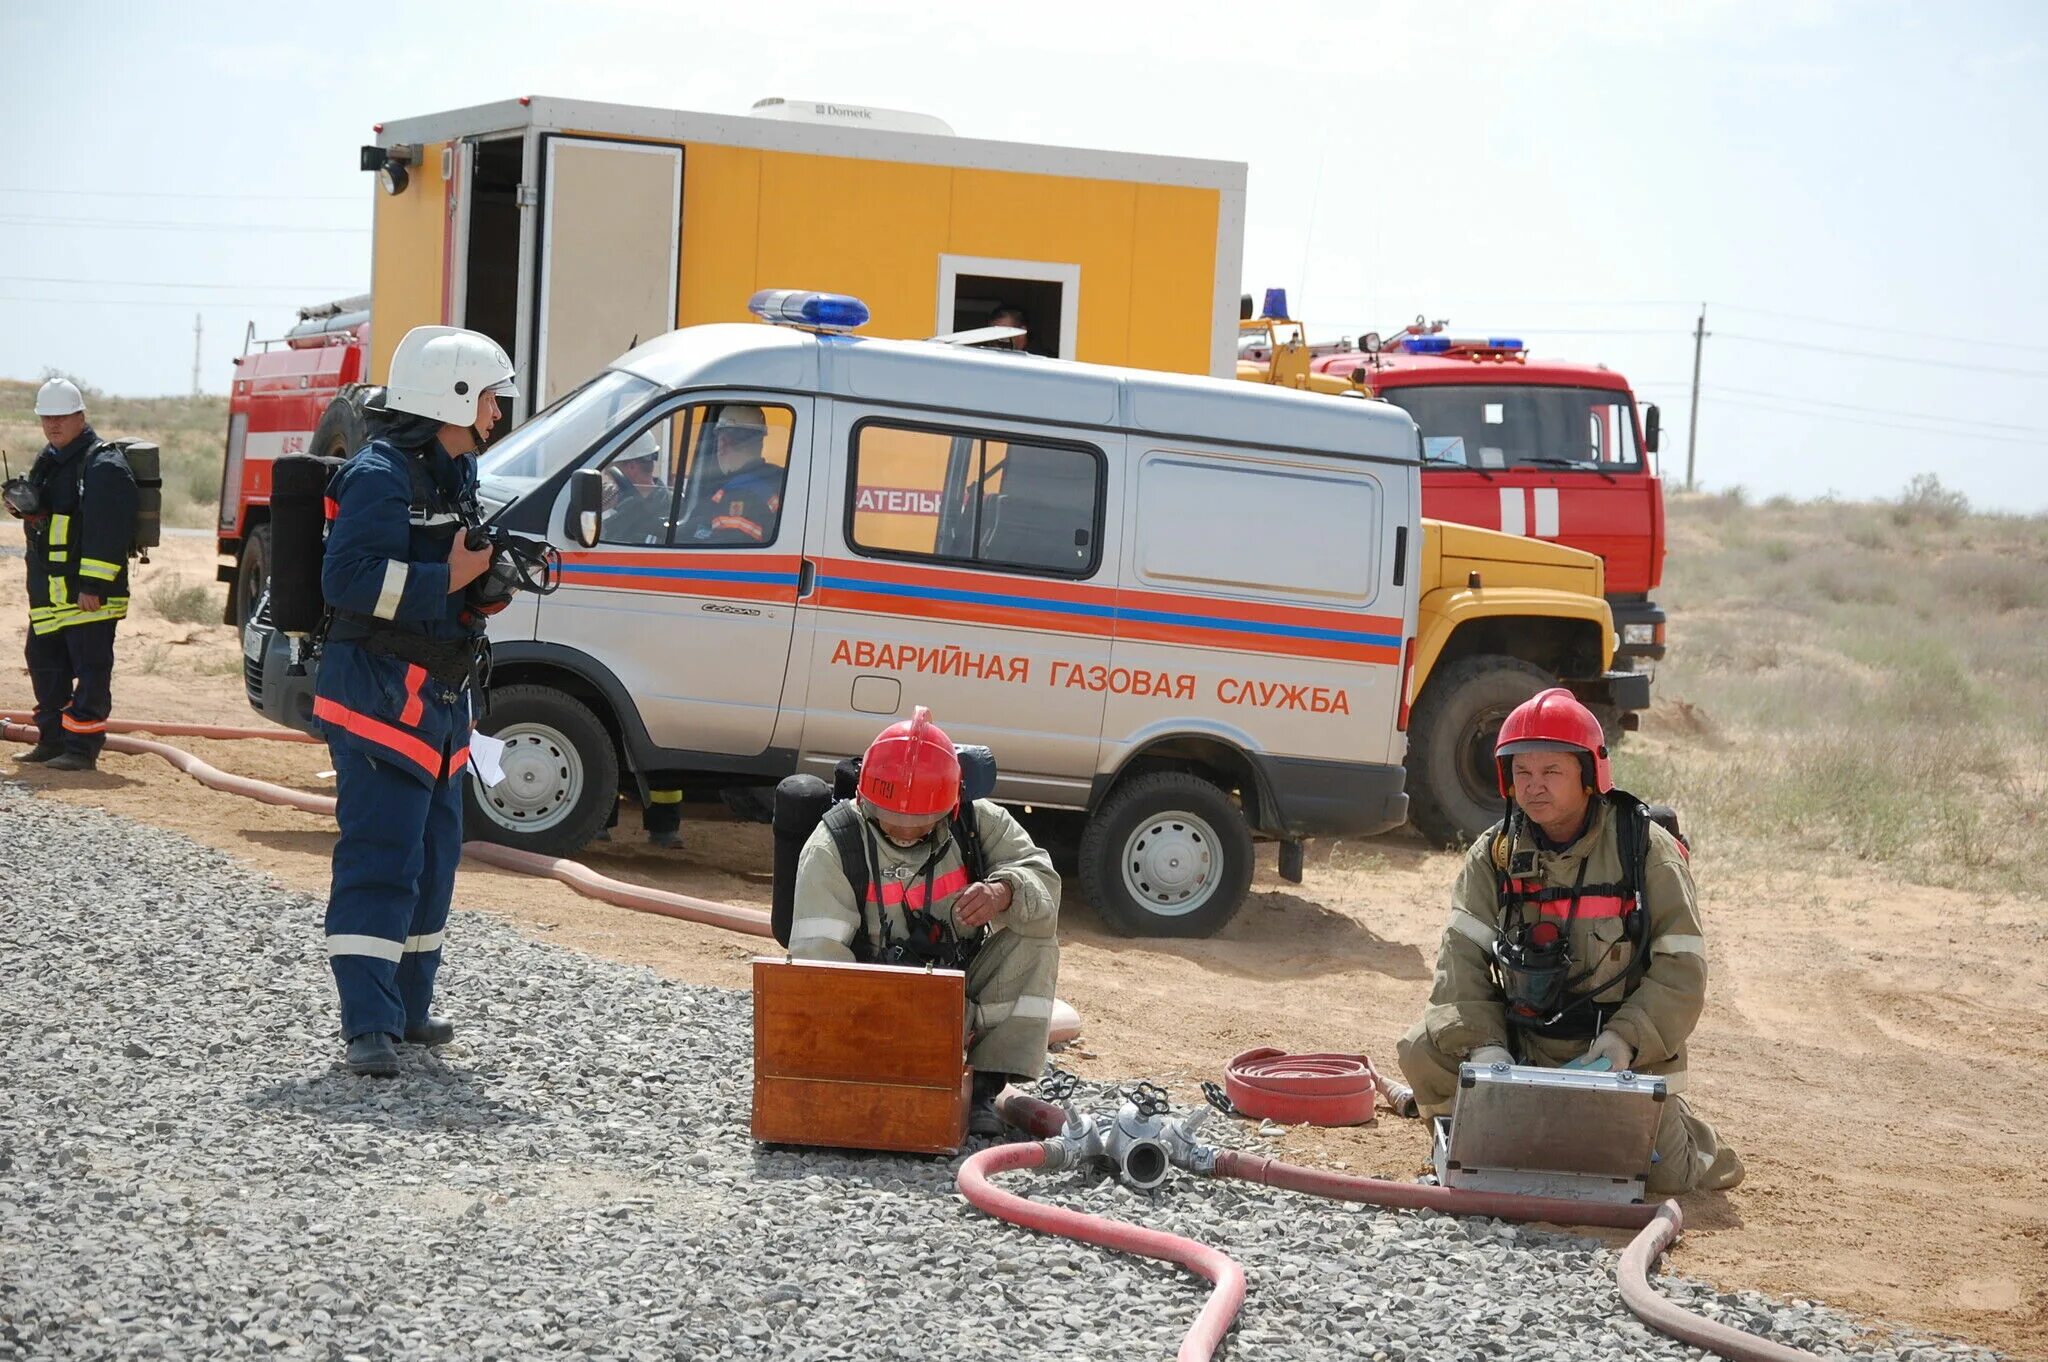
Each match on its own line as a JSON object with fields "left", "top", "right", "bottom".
{"left": 676, "top": 403, "right": 787, "bottom": 545}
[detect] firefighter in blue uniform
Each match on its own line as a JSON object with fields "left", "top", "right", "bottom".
{"left": 315, "top": 326, "right": 511, "bottom": 1076}
{"left": 5, "top": 379, "right": 138, "bottom": 771}
{"left": 675, "top": 404, "right": 785, "bottom": 545}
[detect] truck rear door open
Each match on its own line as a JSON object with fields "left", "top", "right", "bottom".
{"left": 534, "top": 137, "right": 683, "bottom": 409}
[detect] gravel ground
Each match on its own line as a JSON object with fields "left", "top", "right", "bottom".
{"left": 0, "top": 782, "right": 2006, "bottom": 1362}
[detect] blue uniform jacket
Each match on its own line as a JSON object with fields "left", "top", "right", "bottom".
{"left": 313, "top": 438, "right": 478, "bottom": 785}
{"left": 679, "top": 461, "right": 785, "bottom": 544}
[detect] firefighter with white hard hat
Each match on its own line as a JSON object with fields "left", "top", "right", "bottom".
{"left": 314, "top": 326, "right": 512, "bottom": 1076}
{"left": 4, "top": 378, "right": 138, "bottom": 771}
{"left": 1394, "top": 687, "right": 1743, "bottom": 1194}
{"left": 788, "top": 708, "right": 1061, "bottom": 1136}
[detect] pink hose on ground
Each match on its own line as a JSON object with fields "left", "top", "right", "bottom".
{"left": 957, "top": 1141, "right": 1246, "bottom": 1362}
{"left": 0, "top": 710, "right": 320, "bottom": 743}
{"left": 0, "top": 718, "right": 1082, "bottom": 1045}
{"left": 1616, "top": 1202, "right": 1817, "bottom": 1362}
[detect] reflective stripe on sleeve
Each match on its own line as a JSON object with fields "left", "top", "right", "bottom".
{"left": 1652, "top": 933, "right": 1706, "bottom": 959}
{"left": 1449, "top": 909, "right": 1497, "bottom": 955}
{"left": 787, "top": 916, "right": 855, "bottom": 947}
{"left": 373, "top": 561, "right": 409, "bottom": 620}
{"left": 326, "top": 934, "right": 405, "bottom": 963}
{"left": 1009, "top": 995, "right": 1055, "bottom": 1020}
{"left": 48, "top": 514, "right": 70, "bottom": 546}
{"left": 78, "top": 557, "right": 123, "bottom": 581}
{"left": 403, "top": 931, "right": 446, "bottom": 954}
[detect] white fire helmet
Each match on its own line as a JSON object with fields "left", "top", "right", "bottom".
{"left": 35, "top": 378, "right": 85, "bottom": 417}
{"left": 383, "top": 326, "right": 517, "bottom": 426}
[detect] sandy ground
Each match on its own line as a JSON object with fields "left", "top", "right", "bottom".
{"left": 4, "top": 528, "right": 2044, "bottom": 1358}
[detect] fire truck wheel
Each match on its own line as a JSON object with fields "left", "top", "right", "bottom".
{"left": 463, "top": 685, "right": 619, "bottom": 856}
{"left": 1079, "top": 771, "right": 1253, "bottom": 938}
{"left": 234, "top": 523, "right": 271, "bottom": 628}
{"left": 311, "top": 390, "right": 367, "bottom": 462}
{"left": 1404, "top": 654, "right": 1553, "bottom": 848}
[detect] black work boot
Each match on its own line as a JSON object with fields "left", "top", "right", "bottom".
{"left": 968, "top": 1071, "right": 1009, "bottom": 1138}
{"left": 402, "top": 1017, "right": 455, "bottom": 1046}
{"left": 345, "top": 1033, "right": 401, "bottom": 1076}
{"left": 16, "top": 741, "right": 64, "bottom": 763}
{"left": 647, "top": 830, "right": 682, "bottom": 850}
{"left": 44, "top": 750, "right": 98, "bottom": 772}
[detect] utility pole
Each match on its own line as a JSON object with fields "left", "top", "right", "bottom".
{"left": 1684, "top": 303, "right": 1708, "bottom": 491}
{"left": 190, "top": 313, "right": 203, "bottom": 396}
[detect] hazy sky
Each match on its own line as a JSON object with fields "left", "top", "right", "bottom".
{"left": 4, "top": 1, "right": 2043, "bottom": 509}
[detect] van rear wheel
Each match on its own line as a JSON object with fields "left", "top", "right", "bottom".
{"left": 464, "top": 685, "right": 618, "bottom": 856}
{"left": 1080, "top": 772, "right": 1253, "bottom": 938}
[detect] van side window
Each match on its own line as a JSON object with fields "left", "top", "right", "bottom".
{"left": 594, "top": 402, "right": 796, "bottom": 547}
{"left": 848, "top": 420, "right": 1101, "bottom": 576}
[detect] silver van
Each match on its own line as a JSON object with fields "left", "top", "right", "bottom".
{"left": 248, "top": 294, "right": 1423, "bottom": 935}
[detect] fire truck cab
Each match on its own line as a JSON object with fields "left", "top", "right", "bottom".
{"left": 1309, "top": 325, "right": 1667, "bottom": 671}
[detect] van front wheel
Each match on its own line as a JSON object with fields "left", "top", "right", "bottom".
{"left": 1080, "top": 772, "right": 1254, "bottom": 938}
{"left": 464, "top": 685, "right": 619, "bottom": 856}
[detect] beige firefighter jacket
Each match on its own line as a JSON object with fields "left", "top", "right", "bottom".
{"left": 1419, "top": 795, "right": 1707, "bottom": 1087}
{"left": 787, "top": 799, "right": 1060, "bottom": 963}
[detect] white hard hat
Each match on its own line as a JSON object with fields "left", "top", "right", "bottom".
{"left": 35, "top": 378, "right": 85, "bottom": 417}
{"left": 383, "top": 326, "right": 517, "bottom": 425}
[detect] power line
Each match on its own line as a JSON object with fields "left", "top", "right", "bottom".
{"left": 1706, "top": 395, "right": 2048, "bottom": 449}
{"left": 0, "top": 295, "right": 312, "bottom": 310}
{"left": 0, "top": 274, "right": 357, "bottom": 292}
{"left": 1707, "top": 384, "right": 2044, "bottom": 435}
{"left": 1716, "top": 331, "right": 2048, "bottom": 379}
{"left": 1710, "top": 300, "right": 2048, "bottom": 354}
{"left": 0, "top": 186, "right": 358, "bottom": 203}
{"left": 0, "top": 214, "right": 368, "bottom": 235}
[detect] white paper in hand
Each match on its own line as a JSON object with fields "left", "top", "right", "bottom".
{"left": 468, "top": 731, "right": 508, "bottom": 788}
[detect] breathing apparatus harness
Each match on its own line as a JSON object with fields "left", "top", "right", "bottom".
{"left": 1489, "top": 792, "right": 1659, "bottom": 1041}
{"left": 316, "top": 422, "right": 558, "bottom": 700}
{"left": 824, "top": 794, "right": 991, "bottom": 971}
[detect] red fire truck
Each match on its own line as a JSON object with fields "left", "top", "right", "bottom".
{"left": 213, "top": 295, "right": 372, "bottom": 624}
{"left": 1308, "top": 321, "right": 1667, "bottom": 671}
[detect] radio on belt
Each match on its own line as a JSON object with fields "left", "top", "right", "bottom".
{"left": 1432, "top": 1061, "right": 1665, "bottom": 1204}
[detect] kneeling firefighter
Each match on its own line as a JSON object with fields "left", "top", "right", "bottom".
{"left": 785, "top": 708, "right": 1061, "bottom": 1136}
{"left": 312, "top": 326, "right": 513, "bottom": 1076}
{"left": 1395, "top": 688, "right": 1743, "bottom": 1194}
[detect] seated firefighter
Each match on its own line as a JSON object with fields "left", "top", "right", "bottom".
{"left": 1396, "top": 688, "right": 1743, "bottom": 1194}
{"left": 788, "top": 708, "right": 1060, "bottom": 1137}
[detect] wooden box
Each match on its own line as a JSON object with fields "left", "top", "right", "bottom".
{"left": 751, "top": 957, "right": 972, "bottom": 1155}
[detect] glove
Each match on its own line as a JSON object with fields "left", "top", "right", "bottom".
{"left": 1581, "top": 1030, "right": 1635, "bottom": 1073}
{"left": 1467, "top": 1045, "right": 1514, "bottom": 1069}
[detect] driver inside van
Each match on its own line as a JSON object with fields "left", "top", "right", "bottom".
{"left": 675, "top": 403, "right": 784, "bottom": 545}
{"left": 598, "top": 431, "right": 671, "bottom": 544}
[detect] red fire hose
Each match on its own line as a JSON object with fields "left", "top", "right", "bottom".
{"left": 992, "top": 1092, "right": 1815, "bottom": 1362}
{"left": 0, "top": 716, "right": 1084, "bottom": 1042}
{"left": 1221, "top": 1046, "right": 1380, "bottom": 1126}
{"left": 957, "top": 1140, "right": 1246, "bottom": 1362}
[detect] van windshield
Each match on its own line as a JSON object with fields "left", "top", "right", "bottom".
{"left": 476, "top": 370, "right": 659, "bottom": 506}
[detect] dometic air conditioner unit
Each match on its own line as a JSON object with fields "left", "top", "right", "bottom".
{"left": 749, "top": 97, "right": 955, "bottom": 136}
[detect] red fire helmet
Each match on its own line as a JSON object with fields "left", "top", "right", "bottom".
{"left": 1494, "top": 687, "right": 1611, "bottom": 798}
{"left": 858, "top": 706, "right": 962, "bottom": 818}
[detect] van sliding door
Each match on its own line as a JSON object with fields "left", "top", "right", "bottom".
{"left": 532, "top": 136, "right": 682, "bottom": 409}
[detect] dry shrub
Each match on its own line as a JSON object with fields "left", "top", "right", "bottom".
{"left": 1889, "top": 473, "right": 1969, "bottom": 528}
{"left": 148, "top": 576, "right": 218, "bottom": 625}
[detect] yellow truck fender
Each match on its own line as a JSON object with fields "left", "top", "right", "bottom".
{"left": 1410, "top": 586, "right": 1615, "bottom": 702}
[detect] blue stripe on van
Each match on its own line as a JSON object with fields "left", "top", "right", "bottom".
{"left": 818, "top": 574, "right": 1402, "bottom": 650}
{"left": 561, "top": 564, "right": 797, "bottom": 586}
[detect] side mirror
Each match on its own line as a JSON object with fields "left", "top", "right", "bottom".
{"left": 1642, "top": 403, "right": 1661, "bottom": 455}
{"left": 567, "top": 468, "right": 604, "bottom": 547}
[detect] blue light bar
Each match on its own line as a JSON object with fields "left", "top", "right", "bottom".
{"left": 747, "top": 289, "right": 871, "bottom": 332}
{"left": 1401, "top": 335, "right": 1451, "bottom": 353}
{"left": 1261, "top": 287, "right": 1289, "bottom": 320}
{"left": 1487, "top": 337, "right": 1525, "bottom": 351}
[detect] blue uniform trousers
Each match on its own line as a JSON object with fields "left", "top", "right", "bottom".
{"left": 325, "top": 740, "right": 464, "bottom": 1041}
{"left": 25, "top": 619, "right": 117, "bottom": 756}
